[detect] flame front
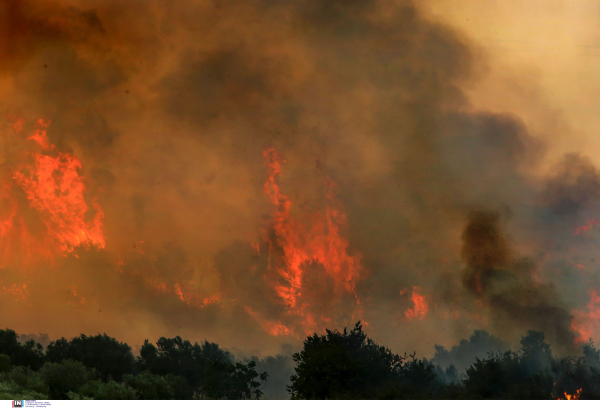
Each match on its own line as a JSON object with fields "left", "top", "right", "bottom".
{"left": 262, "top": 148, "right": 363, "bottom": 334}
{"left": 557, "top": 388, "right": 582, "bottom": 400}
{"left": 405, "top": 286, "right": 428, "bottom": 321}
{"left": 0, "top": 119, "right": 105, "bottom": 268}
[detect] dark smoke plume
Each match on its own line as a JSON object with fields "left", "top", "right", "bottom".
{"left": 460, "top": 210, "right": 576, "bottom": 352}
{"left": 0, "top": 0, "right": 595, "bottom": 358}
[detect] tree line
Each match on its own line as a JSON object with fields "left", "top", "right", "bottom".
{"left": 288, "top": 322, "right": 600, "bottom": 399}
{"left": 2, "top": 322, "right": 600, "bottom": 399}
{"left": 0, "top": 329, "right": 266, "bottom": 399}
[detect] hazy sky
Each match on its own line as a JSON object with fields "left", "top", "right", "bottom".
{"left": 2, "top": 0, "right": 600, "bottom": 358}
{"left": 429, "top": 0, "right": 600, "bottom": 166}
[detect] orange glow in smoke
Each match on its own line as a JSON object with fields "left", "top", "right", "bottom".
{"left": 1, "top": 284, "right": 28, "bottom": 300}
{"left": 26, "top": 119, "right": 55, "bottom": 150}
{"left": 175, "top": 282, "right": 186, "bottom": 302}
{"left": 571, "top": 290, "right": 600, "bottom": 344}
{"left": 201, "top": 295, "right": 220, "bottom": 307}
{"left": 261, "top": 148, "right": 362, "bottom": 334}
{"left": 404, "top": 286, "right": 428, "bottom": 320}
{"left": 69, "top": 287, "right": 87, "bottom": 307}
{"left": 574, "top": 218, "right": 600, "bottom": 236}
{"left": 245, "top": 305, "right": 294, "bottom": 337}
{"left": 0, "top": 118, "right": 105, "bottom": 270}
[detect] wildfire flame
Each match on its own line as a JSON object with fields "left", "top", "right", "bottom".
{"left": 245, "top": 305, "right": 294, "bottom": 337}
{"left": 2, "top": 283, "right": 28, "bottom": 300}
{"left": 404, "top": 286, "right": 428, "bottom": 321}
{"left": 261, "top": 148, "right": 363, "bottom": 334}
{"left": 0, "top": 118, "right": 105, "bottom": 268}
{"left": 557, "top": 389, "right": 582, "bottom": 400}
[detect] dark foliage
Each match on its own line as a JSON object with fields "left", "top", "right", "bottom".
{"left": 76, "top": 380, "right": 137, "bottom": 400}
{"left": 122, "top": 371, "right": 186, "bottom": 399}
{"left": 2, "top": 323, "right": 600, "bottom": 399}
{"left": 248, "top": 354, "right": 295, "bottom": 399}
{"left": 137, "top": 336, "right": 266, "bottom": 399}
{"left": 289, "top": 322, "right": 600, "bottom": 400}
{"left": 432, "top": 330, "right": 509, "bottom": 374}
{"left": 46, "top": 334, "right": 135, "bottom": 382}
{"left": 40, "top": 359, "right": 89, "bottom": 399}
{"left": 460, "top": 332, "right": 600, "bottom": 399}
{"left": 288, "top": 321, "right": 441, "bottom": 399}
{"left": 0, "top": 329, "right": 44, "bottom": 370}
{"left": 0, "top": 327, "right": 266, "bottom": 400}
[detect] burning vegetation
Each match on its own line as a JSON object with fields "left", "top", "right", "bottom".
{"left": 1, "top": 0, "right": 600, "bottom": 400}
{"left": 1, "top": 322, "right": 600, "bottom": 399}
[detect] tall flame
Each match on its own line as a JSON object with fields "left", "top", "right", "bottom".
{"left": 404, "top": 286, "right": 428, "bottom": 321}
{"left": 0, "top": 118, "right": 105, "bottom": 268}
{"left": 262, "top": 148, "right": 362, "bottom": 334}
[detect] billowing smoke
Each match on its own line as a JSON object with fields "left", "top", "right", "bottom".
{"left": 0, "top": 0, "right": 598, "bottom": 359}
{"left": 460, "top": 210, "right": 575, "bottom": 352}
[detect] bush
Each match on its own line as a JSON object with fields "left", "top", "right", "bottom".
{"left": 0, "top": 366, "right": 49, "bottom": 396}
{"left": 123, "top": 371, "right": 176, "bottom": 399}
{"left": 40, "top": 359, "right": 88, "bottom": 399}
{"left": 77, "top": 380, "right": 137, "bottom": 399}
{"left": 0, "top": 380, "right": 48, "bottom": 400}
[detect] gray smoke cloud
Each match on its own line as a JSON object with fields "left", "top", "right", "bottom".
{"left": 0, "top": 0, "right": 596, "bottom": 358}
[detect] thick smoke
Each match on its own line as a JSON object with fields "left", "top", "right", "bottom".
{"left": 0, "top": 0, "right": 597, "bottom": 358}
{"left": 460, "top": 210, "right": 575, "bottom": 352}
{"left": 431, "top": 329, "right": 509, "bottom": 374}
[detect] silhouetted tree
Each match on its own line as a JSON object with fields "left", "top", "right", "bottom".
{"left": 461, "top": 344, "right": 559, "bottom": 400}
{"left": 520, "top": 330, "right": 552, "bottom": 376}
{"left": 137, "top": 336, "right": 266, "bottom": 399}
{"left": 432, "top": 330, "right": 508, "bottom": 374}
{"left": 288, "top": 322, "right": 406, "bottom": 399}
{"left": 46, "top": 334, "right": 135, "bottom": 381}
{"left": 0, "top": 329, "right": 44, "bottom": 369}
{"left": 583, "top": 340, "right": 600, "bottom": 368}
{"left": 247, "top": 354, "right": 295, "bottom": 399}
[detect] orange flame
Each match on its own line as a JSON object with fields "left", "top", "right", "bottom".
{"left": 557, "top": 389, "right": 582, "bottom": 400}
{"left": 14, "top": 153, "right": 105, "bottom": 253}
{"left": 0, "top": 118, "right": 105, "bottom": 268}
{"left": 201, "top": 295, "right": 220, "bottom": 307}
{"left": 404, "top": 286, "right": 428, "bottom": 320}
{"left": 174, "top": 282, "right": 186, "bottom": 302}
{"left": 2, "top": 284, "right": 28, "bottom": 300}
{"left": 26, "top": 119, "right": 55, "bottom": 150}
{"left": 69, "top": 287, "right": 87, "bottom": 307}
{"left": 262, "top": 148, "right": 362, "bottom": 333}
{"left": 245, "top": 306, "right": 294, "bottom": 337}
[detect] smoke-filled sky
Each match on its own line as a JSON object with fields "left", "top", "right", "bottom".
{"left": 2, "top": 0, "right": 600, "bottom": 358}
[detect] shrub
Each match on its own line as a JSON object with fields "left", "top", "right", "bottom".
{"left": 77, "top": 380, "right": 137, "bottom": 399}
{"left": 40, "top": 359, "right": 88, "bottom": 399}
